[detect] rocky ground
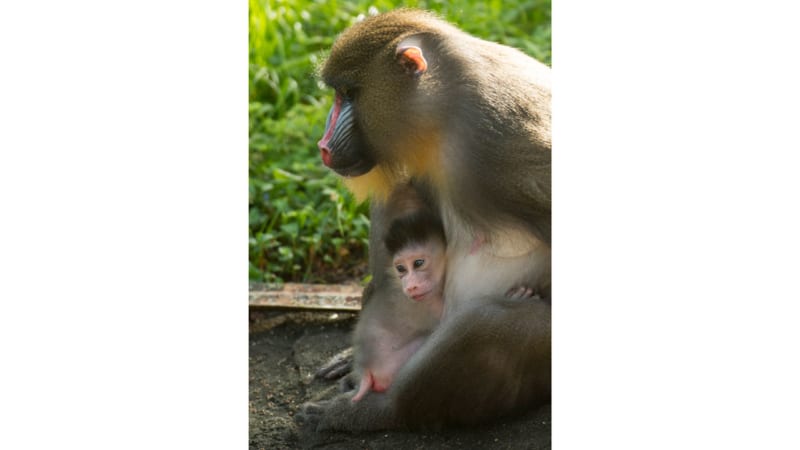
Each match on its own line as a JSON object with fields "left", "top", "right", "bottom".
{"left": 249, "top": 309, "right": 551, "bottom": 449}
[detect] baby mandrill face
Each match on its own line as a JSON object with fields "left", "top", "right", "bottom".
{"left": 392, "top": 240, "right": 446, "bottom": 303}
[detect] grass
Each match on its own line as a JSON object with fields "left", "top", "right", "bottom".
{"left": 249, "top": 0, "right": 551, "bottom": 284}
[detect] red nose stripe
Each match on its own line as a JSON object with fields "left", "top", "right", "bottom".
{"left": 320, "top": 147, "right": 332, "bottom": 166}
{"left": 317, "top": 94, "right": 343, "bottom": 153}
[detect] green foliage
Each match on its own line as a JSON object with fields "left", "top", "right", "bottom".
{"left": 249, "top": 101, "right": 371, "bottom": 283}
{"left": 249, "top": 0, "right": 551, "bottom": 283}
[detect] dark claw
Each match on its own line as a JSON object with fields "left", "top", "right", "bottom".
{"left": 315, "top": 347, "right": 354, "bottom": 380}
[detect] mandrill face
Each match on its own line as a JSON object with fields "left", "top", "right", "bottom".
{"left": 317, "top": 91, "right": 376, "bottom": 177}
{"left": 392, "top": 240, "right": 445, "bottom": 303}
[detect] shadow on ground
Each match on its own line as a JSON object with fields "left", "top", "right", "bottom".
{"left": 249, "top": 309, "right": 551, "bottom": 449}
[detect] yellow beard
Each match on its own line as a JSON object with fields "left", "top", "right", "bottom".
{"left": 342, "top": 134, "right": 444, "bottom": 202}
{"left": 342, "top": 166, "right": 396, "bottom": 202}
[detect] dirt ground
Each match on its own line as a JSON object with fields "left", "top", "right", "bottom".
{"left": 249, "top": 309, "right": 551, "bottom": 449}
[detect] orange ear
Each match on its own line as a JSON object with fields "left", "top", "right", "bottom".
{"left": 396, "top": 46, "right": 427, "bottom": 77}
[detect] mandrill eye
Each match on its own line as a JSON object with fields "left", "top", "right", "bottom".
{"left": 338, "top": 87, "right": 356, "bottom": 101}
{"left": 396, "top": 265, "right": 406, "bottom": 274}
{"left": 413, "top": 259, "right": 425, "bottom": 268}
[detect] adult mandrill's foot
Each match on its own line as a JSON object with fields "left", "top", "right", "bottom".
{"left": 295, "top": 400, "right": 328, "bottom": 432}
{"left": 296, "top": 393, "right": 397, "bottom": 432}
{"left": 298, "top": 398, "right": 360, "bottom": 432}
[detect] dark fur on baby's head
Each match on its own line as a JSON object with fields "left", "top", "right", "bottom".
{"left": 384, "top": 210, "right": 445, "bottom": 255}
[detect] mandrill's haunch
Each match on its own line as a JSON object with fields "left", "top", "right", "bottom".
{"left": 300, "top": 8, "right": 551, "bottom": 431}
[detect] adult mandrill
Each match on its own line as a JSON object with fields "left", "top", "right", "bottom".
{"left": 300, "top": 9, "right": 552, "bottom": 431}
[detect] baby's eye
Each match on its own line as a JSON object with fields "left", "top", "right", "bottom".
{"left": 396, "top": 265, "right": 407, "bottom": 274}
{"left": 413, "top": 259, "right": 425, "bottom": 269}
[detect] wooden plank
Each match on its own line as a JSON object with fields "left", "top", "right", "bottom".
{"left": 249, "top": 283, "right": 363, "bottom": 311}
